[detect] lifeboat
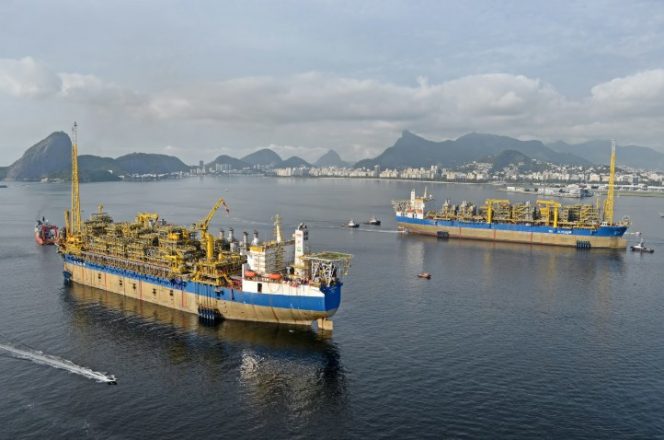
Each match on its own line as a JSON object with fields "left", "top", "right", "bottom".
{"left": 268, "top": 273, "right": 282, "bottom": 281}
{"left": 417, "top": 272, "right": 432, "bottom": 279}
{"left": 244, "top": 270, "right": 256, "bottom": 278}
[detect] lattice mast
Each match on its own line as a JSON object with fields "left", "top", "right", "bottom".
{"left": 63, "top": 122, "right": 82, "bottom": 238}
{"left": 604, "top": 140, "right": 616, "bottom": 224}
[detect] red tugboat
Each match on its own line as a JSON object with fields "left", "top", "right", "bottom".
{"left": 35, "top": 217, "right": 59, "bottom": 245}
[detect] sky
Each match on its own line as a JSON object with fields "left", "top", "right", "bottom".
{"left": 1, "top": 0, "right": 664, "bottom": 164}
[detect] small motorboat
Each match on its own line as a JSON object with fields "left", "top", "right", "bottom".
{"left": 630, "top": 239, "right": 654, "bottom": 253}
{"left": 366, "top": 216, "right": 381, "bottom": 226}
{"left": 423, "top": 186, "right": 434, "bottom": 202}
{"left": 417, "top": 272, "right": 432, "bottom": 279}
{"left": 346, "top": 219, "right": 359, "bottom": 228}
{"left": 34, "top": 217, "right": 59, "bottom": 245}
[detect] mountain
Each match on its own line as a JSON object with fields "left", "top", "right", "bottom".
{"left": 241, "top": 148, "right": 282, "bottom": 167}
{"left": 5, "top": 132, "right": 72, "bottom": 180}
{"left": 314, "top": 149, "right": 349, "bottom": 167}
{"left": 548, "top": 140, "right": 664, "bottom": 170}
{"left": 355, "top": 131, "right": 590, "bottom": 169}
{"left": 114, "top": 153, "right": 189, "bottom": 175}
{"left": 208, "top": 154, "right": 250, "bottom": 170}
{"left": 278, "top": 156, "right": 311, "bottom": 168}
{"left": 0, "top": 167, "right": 7, "bottom": 180}
{"left": 2, "top": 132, "right": 190, "bottom": 182}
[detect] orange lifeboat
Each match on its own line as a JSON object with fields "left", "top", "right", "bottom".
{"left": 268, "top": 273, "right": 282, "bottom": 281}
{"left": 244, "top": 270, "right": 256, "bottom": 278}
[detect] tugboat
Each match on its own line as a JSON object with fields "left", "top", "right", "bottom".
{"left": 35, "top": 217, "right": 59, "bottom": 245}
{"left": 346, "top": 219, "right": 359, "bottom": 228}
{"left": 367, "top": 216, "right": 381, "bottom": 226}
{"left": 630, "top": 239, "right": 654, "bottom": 253}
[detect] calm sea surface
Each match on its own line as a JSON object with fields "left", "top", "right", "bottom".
{"left": 1, "top": 177, "right": 663, "bottom": 439}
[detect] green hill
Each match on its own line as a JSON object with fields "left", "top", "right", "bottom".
{"left": 208, "top": 154, "right": 250, "bottom": 170}
{"left": 241, "top": 148, "right": 282, "bottom": 167}
{"left": 314, "top": 149, "right": 349, "bottom": 167}
{"left": 278, "top": 156, "right": 311, "bottom": 168}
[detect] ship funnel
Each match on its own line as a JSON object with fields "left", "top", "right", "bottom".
{"left": 218, "top": 228, "right": 225, "bottom": 240}
{"left": 252, "top": 230, "right": 260, "bottom": 246}
{"left": 243, "top": 231, "right": 249, "bottom": 246}
{"left": 227, "top": 227, "right": 235, "bottom": 243}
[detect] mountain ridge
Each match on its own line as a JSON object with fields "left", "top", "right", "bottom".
{"left": 355, "top": 131, "right": 591, "bottom": 169}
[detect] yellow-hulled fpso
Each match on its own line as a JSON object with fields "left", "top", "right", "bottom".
{"left": 59, "top": 124, "right": 351, "bottom": 331}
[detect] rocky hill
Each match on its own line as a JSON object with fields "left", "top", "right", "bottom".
{"left": 5, "top": 132, "right": 72, "bottom": 180}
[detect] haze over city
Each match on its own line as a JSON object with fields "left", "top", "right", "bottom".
{"left": 2, "top": 0, "right": 664, "bottom": 163}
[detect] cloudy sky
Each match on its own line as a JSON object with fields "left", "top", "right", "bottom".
{"left": 2, "top": 0, "right": 664, "bottom": 164}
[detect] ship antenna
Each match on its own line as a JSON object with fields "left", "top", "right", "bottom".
{"left": 71, "top": 121, "right": 82, "bottom": 236}
{"left": 604, "top": 139, "right": 616, "bottom": 224}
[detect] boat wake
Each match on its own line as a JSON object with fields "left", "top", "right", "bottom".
{"left": 0, "top": 343, "right": 117, "bottom": 385}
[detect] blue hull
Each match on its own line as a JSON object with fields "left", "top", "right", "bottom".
{"left": 63, "top": 255, "right": 341, "bottom": 316}
{"left": 396, "top": 216, "right": 627, "bottom": 237}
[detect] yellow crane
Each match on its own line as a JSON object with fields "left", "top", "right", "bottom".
{"left": 536, "top": 200, "right": 561, "bottom": 227}
{"left": 603, "top": 140, "right": 617, "bottom": 224}
{"left": 484, "top": 199, "right": 511, "bottom": 224}
{"left": 194, "top": 197, "right": 229, "bottom": 261}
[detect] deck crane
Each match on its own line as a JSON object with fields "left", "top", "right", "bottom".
{"left": 195, "top": 197, "right": 229, "bottom": 261}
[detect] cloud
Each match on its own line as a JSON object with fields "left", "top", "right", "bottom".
{"left": 59, "top": 73, "right": 145, "bottom": 108}
{"left": 145, "top": 72, "right": 565, "bottom": 134}
{"left": 0, "top": 57, "right": 144, "bottom": 114}
{"left": 590, "top": 69, "right": 664, "bottom": 116}
{"left": 4, "top": 55, "right": 664, "bottom": 159}
{"left": 0, "top": 57, "right": 61, "bottom": 98}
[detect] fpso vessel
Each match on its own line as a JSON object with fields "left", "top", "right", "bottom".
{"left": 58, "top": 124, "right": 351, "bottom": 331}
{"left": 393, "top": 143, "right": 629, "bottom": 249}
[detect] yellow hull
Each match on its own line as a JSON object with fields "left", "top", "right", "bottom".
{"left": 64, "top": 262, "right": 333, "bottom": 327}
{"left": 399, "top": 222, "right": 627, "bottom": 249}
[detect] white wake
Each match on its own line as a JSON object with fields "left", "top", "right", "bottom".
{"left": 0, "top": 343, "right": 117, "bottom": 384}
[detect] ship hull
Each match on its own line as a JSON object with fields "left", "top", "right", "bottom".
{"left": 397, "top": 216, "right": 627, "bottom": 249}
{"left": 63, "top": 256, "right": 340, "bottom": 326}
